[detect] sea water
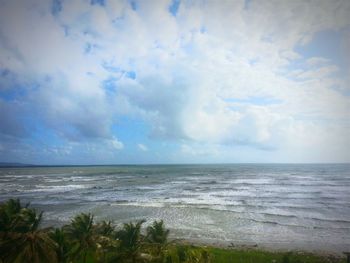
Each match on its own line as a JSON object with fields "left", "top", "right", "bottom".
{"left": 0, "top": 164, "right": 349, "bottom": 253}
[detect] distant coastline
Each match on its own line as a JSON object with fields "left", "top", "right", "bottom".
{"left": 1, "top": 162, "right": 349, "bottom": 168}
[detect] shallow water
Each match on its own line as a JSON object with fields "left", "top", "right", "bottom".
{"left": 0, "top": 164, "right": 349, "bottom": 252}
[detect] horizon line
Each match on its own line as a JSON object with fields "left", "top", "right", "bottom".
{"left": 1, "top": 162, "right": 350, "bottom": 167}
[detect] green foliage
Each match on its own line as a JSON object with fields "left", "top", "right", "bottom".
{"left": 49, "top": 228, "right": 70, "bottom": 263}
{"left": 64, "top": 213, "right": 96, "bottom": 262}
{"left": 0, "top": 199, "right": 57, "bottom": 263}
{"left": 161, "top": 246, "right": 211, "bottom": 263}
{"left": 282, "top": 252, "right": 291, "bottom": 263}
{"left": 116, "top": 219, "right": 145, "bottom": 262}
{"left": 94, "top": 220, "right": 115, "bottom": 237}
{"left": 93, "top": 221, "right": 119, "bottom": 263}
{"left": 146, "top": 220, "right": 170, "bottom": 261}
{"left": 0, "top": 199, "right": 23, "bottom": 232}
{"left": 146, "top": 220, "right": 169, "bottom": 245}
{"left": 205, "top": 247, "right": 346, "bottom": 263}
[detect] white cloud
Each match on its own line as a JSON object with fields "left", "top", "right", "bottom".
{"left": 0, "top": 0, "right": 349, "bottom": 162}
{"left": 110, "top": 137, "right": 124, "bottom": 150}
{"left": 138, "top": 143, "right": 148, "bottom": 151}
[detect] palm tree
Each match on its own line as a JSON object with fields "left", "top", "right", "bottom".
{"left": 49, "top": 228, "right": 70, "bottom": 263}
{"left": 94, "top": 220, "right": 115, "bottom": 237}
{"left": 0, "top": 200, "right": 57, "bottom": 263}
{"left": 146, "top": 220, "right": 169, "bottom": 257}
{"left": 116, "top": 219, "right": 145, "bottom": 263}
{"left": 64, "top": 213, "right": 95, "bottom": 263}
{"left": 93, "top": 220, "right": 118, "bottom": 263}
{"left": 0, "top": 199, "right": 26, "bottom": 233}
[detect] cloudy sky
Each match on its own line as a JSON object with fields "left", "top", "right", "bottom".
{"left": 0, "top": 0, "right": 349, "bottom": 164}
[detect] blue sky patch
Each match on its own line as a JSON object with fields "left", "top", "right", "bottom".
{"left": 295, "top": 30, "right": 342, "bottom": 67}
{"left": 90, "top": 0, "right": 105, "bottom": 7}
{"left": 51, "top": 0, "right": 62, "bottom": 16}
{"left": 126, "top": 71, "right": 136, "bottom": 80}
{"left": 129, "top": 0, "right": 137, "bottom": 11}
{"left": 169, "top": 0, "right": 180, "bottom": 16}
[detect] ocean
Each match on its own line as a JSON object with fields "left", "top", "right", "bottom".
{"left": 0, "top": 164, "right": 349, "bottom": 253}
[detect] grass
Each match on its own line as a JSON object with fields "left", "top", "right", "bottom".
{"left": 83, "top": 243, "right": 347, "bottom": 262}
{"left": 169, "top": 245, "right": 347, "bottom": 263}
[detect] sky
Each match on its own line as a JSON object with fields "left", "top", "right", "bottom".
{"left": 0, "top": 0, "right": 349, "bottom": 165}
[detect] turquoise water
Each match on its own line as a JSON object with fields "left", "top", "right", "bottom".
{"left": 0, "top": 164, "right": 349, "bottom": 252}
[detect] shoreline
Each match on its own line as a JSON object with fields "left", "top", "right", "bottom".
{"left": 2, "top": 197, "right": 348, "bottom": 263}
{"left": 44, "top": 217, "right": 348, "bottom": 257}
{"left": 44, "top": 217, "right": 348, "bottom": 256}
{"left": 42, "top": 213, "right": 349, "bottom": 257}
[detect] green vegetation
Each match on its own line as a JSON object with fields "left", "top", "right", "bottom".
{"left": 0, "top": 199, "right": 345, "bottom": 263}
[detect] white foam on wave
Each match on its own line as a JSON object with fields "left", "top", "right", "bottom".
{"left": 70, "top": 176, "right": 102, "bottom": 182}
{"left": 112, "top": 201, "right": 166, "bottom": 208}
{"left": 27, "top": 184, "right": 88, "bottom": 193}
